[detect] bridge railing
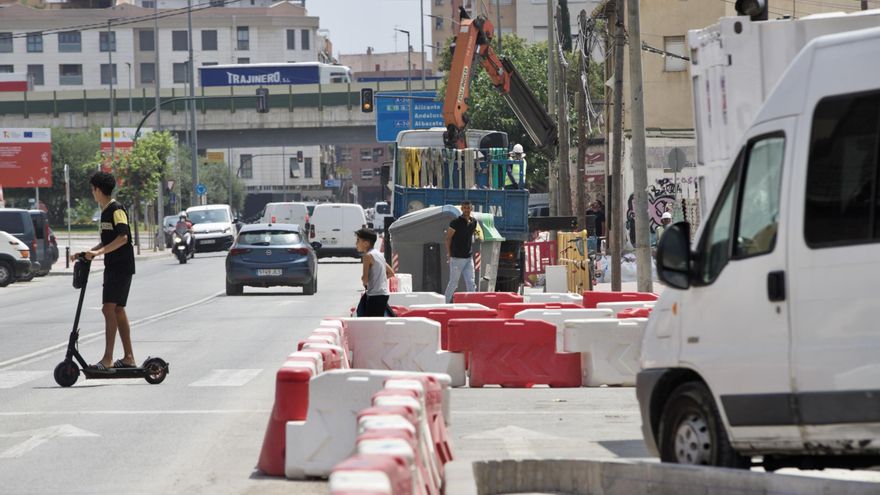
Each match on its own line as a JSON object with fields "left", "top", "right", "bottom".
{"left": 0, "top": 80, "right": 439, "bottom": 118}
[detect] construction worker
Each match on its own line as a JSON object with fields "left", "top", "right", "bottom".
{"left": 505, "top": 144, "right": 527, "bottom": 189}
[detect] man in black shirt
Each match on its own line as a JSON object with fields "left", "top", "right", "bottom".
{"left": 444, "top": 201, "right": 479, "bottom": 303}
{"left": 69, "top": 172, "right": 137, "bottom": 371}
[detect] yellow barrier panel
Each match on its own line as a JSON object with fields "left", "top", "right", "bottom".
{"left": 557, "top": 230, "right": 592, "bottom": 293}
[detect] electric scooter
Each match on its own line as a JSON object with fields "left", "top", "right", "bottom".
{"left": 53, "top": 253, "right": 169, "bottom": 387}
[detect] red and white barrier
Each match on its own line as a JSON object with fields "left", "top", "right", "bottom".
{"left": 596, "top": 301, "right": 655, "bottom": 316}
{"left": 514, "top": 308, "right": 615, "bottom": 352}
{"left": 341, "top": 317, "right": 466, "bottom": 387}
{"left": 406, "top": 303, "right": 491, "bottom": 310}
{"left": 525, "top": 292, "right": 584, "bottom": 304}
{"left": 391, "top": 308, "right": 498, "bottom": 351}
{"left": 563, "top": 318, "right": 648, "bottom": 386}
{"left": 495, "top": 302, "right": 583, "bottom": 319}
{"left": 582, "top": 291, "right": 658, "bottom": 309}
{"left": 388, "top": 292, "right": 446, "bottom": 307}
{"left": 329, "top": 454, "right": 412, "bottom": 495}
{"left": 452, "top": 291, "right": 523, "bottom": 309}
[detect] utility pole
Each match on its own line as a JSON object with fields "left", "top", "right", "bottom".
{"left": 496, "top": 0, "right": 503, "bottom": 51}
{"left": 154, "top": 4, "right": 164, "bottom": 250}
{"left": 555, "top": 3, "right": 572, "bottom": 217}
{"left": 627, "top": 0, "right": 652, "bottom": 293}
{"left": 107, "top": 19, "right": 116, "bottom": 159}
{"left": 546, "top": 0, "right": 558, "bottom": 217}
{"left": 575, "top": 12, "right": 588, "bottom": 231}
{"left": 610, "top": 0, "right": 625, "bottom": 291}
{"left": 187, "top": 0, "right": 198, "bottom": 204}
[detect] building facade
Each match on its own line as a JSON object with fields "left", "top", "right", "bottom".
{"left": 430, "top": 0, "right": 516, "bottom": 60}
{"left": 335, "top": 143, "right": 392, "bottom": 208}
{"left": 0, "top": 3, "right": 321, "bottom": 92}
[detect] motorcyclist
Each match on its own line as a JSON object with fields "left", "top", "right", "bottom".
{"left": 174, "top": 213, "right": 194, "bottom": 254}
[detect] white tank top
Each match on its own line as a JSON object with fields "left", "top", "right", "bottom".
{"left": 366, "top": 249, "right": 389, "bottom": 296}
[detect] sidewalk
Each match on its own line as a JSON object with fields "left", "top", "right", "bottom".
{"left": 49, "top": 244, "right": 171, "bottom": 275}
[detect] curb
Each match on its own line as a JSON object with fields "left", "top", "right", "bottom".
{"left": 445, "top": 459, "right": 880, "bottom": 495}
{"left": 45, "top": 251, "right": 174, "bottom": 276}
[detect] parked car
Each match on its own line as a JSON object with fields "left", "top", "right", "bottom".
{"left": 309, "top": 203, "right": 367, "bottom": 259}
{"left": 186, "top": 204, "right": 237, "bottom": 252}
{"left": 29, "top": 210, "right": 57, "bottom": 276}
{"left": 0, "top": 230, "right": 32, "bottom": 287}
{"left": 162, "top": 214, "right": 181, "bottom": 248}
{"left": 373, "top": 201, "right": 393, "bottom": 231}
{"left": 225, "top": 223, "right": 319, "bottom": 296}
{"left": 0, "top": 208, "right": 50, "bottom": 279}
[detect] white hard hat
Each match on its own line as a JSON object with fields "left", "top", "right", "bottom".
{"left": 661, "top": 212, "right": 673, "bottom": 220}
{"left": 511, "top": 144, "right": 524, "bottom": 154}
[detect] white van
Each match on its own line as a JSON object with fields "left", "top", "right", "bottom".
{"left": 372, "top": 201, "right": 393, "bottom": 231}
{"left": 640, "top": 28, "right": 880, "bottom": 471}
{"left": 186, "top": 204, "right": 237, "bottom": 252}
{"left": 261, "top": 202, "right": 309, "bottom": 230}
{"left": 309, "top": 203, "right": 366, "bottom": 258}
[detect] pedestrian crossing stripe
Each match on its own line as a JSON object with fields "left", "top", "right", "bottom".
{"left": 0, "top": 371, "right": 47, "bottom": 389}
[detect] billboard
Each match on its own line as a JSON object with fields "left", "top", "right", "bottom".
{"left": 100, "top": 127, "right": 152, "bottom": 154}
{"left": 375, "top": 91, "right": 444, "bottom": 142}
{"left": 0, "top": 128, "right": 52, "bottom": 188}
{"left": 199, "top": 65, "right": 320, "bottom": 87}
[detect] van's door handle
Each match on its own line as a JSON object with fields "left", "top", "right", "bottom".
{"left": 767, "top": 271, "right": 786, "bottom": 302}
{"left": 332, "top": 229, "right": 341, "bottom": 232}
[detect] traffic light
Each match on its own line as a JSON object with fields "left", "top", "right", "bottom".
{"left": 360, "top": 88, "right": 374, "bottom": 113}
{"left": 296, "top": 150, "right": 304, "bottom": 163}
{"left": 256, "top": 87, "right": 269, "bottom": 113}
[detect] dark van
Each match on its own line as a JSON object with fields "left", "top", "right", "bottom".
{"left": 0, "top": 208, "right": 54, "bottom": 278}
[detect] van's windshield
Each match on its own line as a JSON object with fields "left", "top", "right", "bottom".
{"left": 189, "top": 209, "right": 230, "bottom": 224}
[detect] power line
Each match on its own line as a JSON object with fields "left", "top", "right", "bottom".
{"left": 6, "top": 0, "right": 241, "bottom": 40}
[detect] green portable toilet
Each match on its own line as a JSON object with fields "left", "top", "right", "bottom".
{"left": 471, "top": 212, "right": 505, "bottom": 292}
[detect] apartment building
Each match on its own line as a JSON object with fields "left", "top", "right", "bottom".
{"left": 232, "top": 145, "right": 333, "bottom": 201}
{"left": 336, "top": 143, "right": 391, "bottom": 208}
{"left": 0, "top": 2, "right": 321, "bottom": 92}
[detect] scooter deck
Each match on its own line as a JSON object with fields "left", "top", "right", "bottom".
{"left": 82, "top": 367, "right": 150, "bottom": 379}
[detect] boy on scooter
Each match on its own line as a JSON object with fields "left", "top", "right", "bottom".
{"left": 69, "top": 171, "right": 137, "bottom": 371}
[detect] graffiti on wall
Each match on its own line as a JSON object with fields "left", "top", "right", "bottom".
{"left": 625, "top": 177, "right": 699, "bottom": 244}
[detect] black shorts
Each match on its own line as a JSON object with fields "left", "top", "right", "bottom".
{"left": 103, "top": 270, "right": 133, "bottom": 307}
{"left": 363, "top": 295, "right": 390, "bottom": 317}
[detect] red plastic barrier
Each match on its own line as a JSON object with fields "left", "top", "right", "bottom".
{"left": 452, "top": 292, "right": 523, "bottom": 309}
{"left": 257, "top": 362, "right": 316, "bottom": 476}
{"left": 390, "top": 305, "right": 410, "bottom": 316}
{"left": 399, "top": 308, "right": 498, "bottom": 350}
{"left": 523, "top": 240, "right": 558, "bottom": 286}
{"left": 495, "top": 302, "right": 582, "bottom": 319}
{"left": 330, "top": 454, "right": 413, "bottom": 495}
{"left": 447, "top": 319, "right": 582, "bottom": 388}
{"left": 618, "top": 307, "right": 652, "bottom": 319}
{"left": 297, "top": 335, "right": 335, "bottom": 350}
{"left": 382, "top": 375, "right": 453, "bottom": 465}
{"left": 299, "top": 344, "right": 344, "bottom": 370}
{"left": 582, "top": 291, "right": 658, "bottom": 309}
{"left": 389, "top": 276, "right": 400, "bottom": 293}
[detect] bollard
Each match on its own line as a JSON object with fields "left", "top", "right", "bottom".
{"left": 65, "top": 246, "right": 70, "bottom": 268}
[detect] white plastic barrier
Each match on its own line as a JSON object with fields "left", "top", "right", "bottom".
{"left": 329, "top": 470, "right": 393, "bottom": 495}
{"left": 341, "top": 317, "right": 466, "bottom": 387}
{"left": 514, "top": 308, "right": 614, "bottom": 352}
{"left": 596, "top": 301, "right": 655, "bottom": 315}
{"left": 525, "top": 292, "right": 583, "bottom": 304}
{"left": 562, "top": 318, "right": 648, "bottom": 386}
{"left": 396, "top": 273, "right": 413, "bottom": 293}
{"left": 407, "top": 303, "right": 491, "bottom": 310}
{"left": 388, "top": 292, "right": 445, "bottom": 307}
{"left": 285, "top": 369, "right": 451, "bottom": 479}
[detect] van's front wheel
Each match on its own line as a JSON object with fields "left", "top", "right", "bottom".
{"left": 658, "top": 382, "right": 750, "bottom": 469}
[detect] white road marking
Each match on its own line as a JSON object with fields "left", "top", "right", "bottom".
{"left": 0, "top": 424, "right": 99, "bottom": 459}
{"left": 278, "top": 300, "right": 304, "bottom": 306}
{"left": 188, "top": 369, "right": 262, "bottom": 387}
{"left": 0, "top": 291, "right": 223, "bottom": 370}
{"left": 0, "top": 371, "right": 47, "bottom": 389}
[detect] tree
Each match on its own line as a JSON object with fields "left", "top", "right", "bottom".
{"left": 170, "top": 145, "right": 246, "bottom": 212}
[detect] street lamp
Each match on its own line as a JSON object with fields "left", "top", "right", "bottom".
{"left": 394, "top": 28, "right": 413, "bottom": 129}
{"left": 125, "top": 62, "right": 133, "bottom": 125}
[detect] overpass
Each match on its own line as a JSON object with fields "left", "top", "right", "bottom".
{"left": 0, "top": 80, "right": 440, "bottom": 147}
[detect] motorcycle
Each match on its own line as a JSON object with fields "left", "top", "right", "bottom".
{"left": 173, "top": 226, "right": 193, "bottom": 264}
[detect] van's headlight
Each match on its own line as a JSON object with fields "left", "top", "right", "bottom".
{"left": 223, "top": 227, "right": 231, "bottom": 234}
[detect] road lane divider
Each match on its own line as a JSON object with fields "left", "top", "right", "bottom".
{"left": 563, "top": 318, "right": 649, "bottom": 386}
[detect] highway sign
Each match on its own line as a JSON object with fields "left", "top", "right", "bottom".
{"left": 375, "top": 91, "right": 443, "bottom": 142}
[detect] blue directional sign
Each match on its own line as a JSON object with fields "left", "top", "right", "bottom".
{"left": 375, "top": 91, "right": 444, "bottom": 143}
{"left": 195, "top": 183, "right": 207, "bottom": 196}
{"left": 324, "top": 179, "right": 341, "bottom": 188}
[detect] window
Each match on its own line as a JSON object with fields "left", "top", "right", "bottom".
{"left": 27, "top": 32, "right": 43, "bottom": 53}
{"left": 143, "top": 0, "right": 155, "bottom": 7}
{"left": 664, "top": 36, "right": 687, "bottom": 72}
{"left": 202, "top": 62, "right": 218, "bottom": 66}
{"left": 172, "top": 31, "right": 188, "bottom": 51}
{"left": 0, "top": 65, "right": 12, "bottom": 73}
{"left": 99, "top": 32, "right": 116, "bottom": 52}
{"left": 27, "top": 65, "right": 44, "bottom": 86}
{"left": 59, "top": 64, "right": 83, "bottom": 85}
{"left": 734, "top": 136, "right": 784, "bottom": 258}
{"left": 140, "top": 62, "right": 155, "bottom": 84}
{"left": 805, "top": 92, "right": 880, "bottom": 248}
{"left": 209, "top": 0, "right": 225, "bottom": 5}
{"left": 139, "top": 30, "right": 154, "bottom": 51}
{"left": 435, "top": 0, "right": 443, "bottom": 5}
{"left": 435, "top": 18, "right": 443, "bottom": 30}
{"left": 201, "top": 30, "right": 217, "bottom": 51}
{"left": 360, "top": 149, "right": 373, "bottom": 161}
{"left": 361, "top": 169, "right": 374, "bottom": 179}
{"left": 289, "top": 158, "right": 301, "bottom": 178}
{"left": 237, "top": 57, "right": 250, "bottom": 64}
{"left": 286, "top": 29, "right": 296, "bottom": 50}
{"left": 304, "top": 157, "right": 313, "bottom": 178}
{"left": 698, "top": 152, "right": 741, "bottom": 284}
{"left": 301, "top": 29, "right": 310, "bottom": 50}
{"left": 173, "top": 63, "right": 190, "bottom": 84}
{"left": 237, "top": 26, "right": 249, "bottom": 50}
{"left": 240, "top": 154, "right": 253, "bottom": 179}
{"left": 0, "top": 32, "right": 12, "bottom": 53}
{"left": 100, "top": 64, "right": 117, "bottom": 85}
{"left": 58, "top": 31, "right": 81, "bottom": 52}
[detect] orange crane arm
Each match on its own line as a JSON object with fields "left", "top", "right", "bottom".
{"left": 442, "top": 8, "right": 557, "bottom": 155}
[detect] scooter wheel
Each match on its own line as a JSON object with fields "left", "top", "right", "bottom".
{"left": 54, "top": 360, "right": 79, "bottom": 387}
{"left": 143, "top": 357, "right": 169, "bottom": 385}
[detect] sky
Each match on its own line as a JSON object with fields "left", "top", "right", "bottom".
{"left": 305, "top": 0, "right": 434, "bottom": 60}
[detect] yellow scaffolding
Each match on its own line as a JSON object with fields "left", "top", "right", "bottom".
{"left": 557, "top": 230, "right": 592, "bottom": 294}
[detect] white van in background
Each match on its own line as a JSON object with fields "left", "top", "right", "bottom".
{"left": 186, "top": 204, "right": 237, "bottom": 252}
{"left": 261, "top": 202, "right": 309, "bottom": 231}
{"left": 372, "top": 201, "right": 393, "bottom": 231}
{"left": 309, "top": 203, "right": 367, "bottom": 258}
{"left": 640, "top": 27, "right": 880, "bottom": 471}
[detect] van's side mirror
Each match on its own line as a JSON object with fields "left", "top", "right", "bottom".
{"left": 656, "top": 222, "right": 692, "bottom": 290}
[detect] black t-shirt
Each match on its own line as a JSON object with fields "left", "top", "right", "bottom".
{"left": 449, "top": 215, "right": 477, "bottom": 258}
{"left": 100, "top": 200, "right": 135, "bottom": 275}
